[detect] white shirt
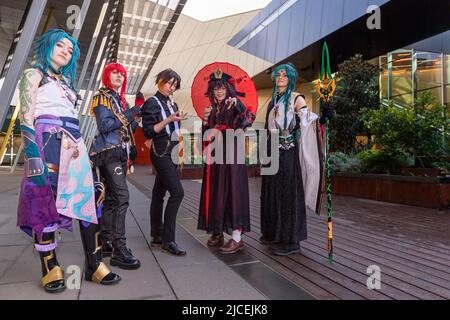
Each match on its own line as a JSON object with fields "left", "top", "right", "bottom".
{"left": 35, "top": 77, "right": 78, "bottom": 118}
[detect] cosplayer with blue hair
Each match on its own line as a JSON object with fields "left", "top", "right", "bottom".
{"left": 271, "top": 62, "right": 298, "bottom": 106}
{"left": 32, "top": 29, "right": 80, "bottom": 88}
{"left": 17, "top": 29, "right": 121, "bottom": 294}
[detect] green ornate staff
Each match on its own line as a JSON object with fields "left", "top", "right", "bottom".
{"left": 316, "top": 42, "right": 336, "bottom": 263}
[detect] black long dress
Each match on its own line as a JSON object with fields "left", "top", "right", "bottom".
{"left": 197, "top": 99, "right": 254, "bottom": 235}
{"left": 260, "top": 94, "right": 308, "bottom": 245}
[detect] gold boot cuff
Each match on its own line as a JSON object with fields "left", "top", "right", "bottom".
{"left": 41, "top": 266, "right": 64, "bottom": 287}
{"left": 91, "top": 262, "right": 111, "bottom": 284}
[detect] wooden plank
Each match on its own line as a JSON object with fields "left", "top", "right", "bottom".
{"left": 242, "top": 236, "right": 365, "bottom": 300}
{"left": 302, "top": 236, "right": 450, "bottom": 299}
{"left": 127, "top": 172, "right": 450, "bottom": 300}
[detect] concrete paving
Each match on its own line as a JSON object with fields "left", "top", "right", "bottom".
{"left": 0, "top": 169, "right": 266, "bottom": 300}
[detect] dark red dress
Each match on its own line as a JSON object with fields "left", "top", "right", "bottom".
{"left": 197, "top": 99, "right": 255, "bottom": 235}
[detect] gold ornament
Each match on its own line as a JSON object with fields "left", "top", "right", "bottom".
{"left": 214, "top": 68, "right": 223, "bottom": 79}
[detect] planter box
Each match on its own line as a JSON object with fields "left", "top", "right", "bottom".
{"left": 332, "top": 173, "right": 450, "bottom": 209}
{"left": 401, "top": 167, "right": 442, "bottom": 177}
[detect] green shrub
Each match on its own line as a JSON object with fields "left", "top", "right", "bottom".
{"left": 356, "top": 149, "right": 412, "bottom": 174}
{"left": 329, "top": 54, "right": 380, "bottom": 153}
{"left": 362, "top": 92, "right": 449, "bottom": 168}
{"left": 329, "top": 152, "right": 363, "bottom": 173}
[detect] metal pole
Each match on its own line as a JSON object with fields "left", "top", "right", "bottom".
{"left": 86, "top": 118, "right": 98, "bottom": 150}
{"left": 79, "top": 6, "right": 118, "bottom": 133}
{"left": 7, "top": 2, "right": 55, "bottom": 170}
{"left": 11, "top": 142, "right": 24, "bottom": 173}
{"left": 41, "top": 7, "right": 55, "bottom": 34}
{"left": 0, "top": 0, "right": 48, "bottom": 132}
{"left": 72, "top": 0, "right": 91, "bottom": 40}
{"left": 412, "top": 49, "right": 416, "bottom": 107}
{"left": 75, "top": 0, "right": 109, "bottom": 137}
{"left": 0, "top": 1, "right": 32, "bottom": 80}
{"left": 441, "top": 53, "right": 446, "bottom": 106}
{"left": 76, "top": 0, "right": 109, "bottom": 90}
{"left": 387, "top": 52, "right": 392, "bottom": 100}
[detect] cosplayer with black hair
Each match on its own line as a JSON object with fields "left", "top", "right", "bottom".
{"left": 89, "top": 63, "right": 142, "bottom": 269}
{"left": 260, "top": 63, "right": 330, "bottom": 256}
{"left": 140, "top": 68, "right": 188, "bottom": 256}
{"left": 197, "top": 68, "right": 255, "bottom": 254}
{"left": 17, "top": 29, "right": 120, "bottom": 293}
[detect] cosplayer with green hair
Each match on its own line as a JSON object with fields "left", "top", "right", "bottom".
{"left": 17, "top": 29, "right": 121, "bottom": 294}
{"left": 271, "top": 62, "right": 298, "bottom": 106}
{"left": 260, "top": 62, "right": 332, "bottom": 256}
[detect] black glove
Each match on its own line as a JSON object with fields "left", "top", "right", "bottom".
{"left": 319, "top": 104, "right": 334, "bottom": 124}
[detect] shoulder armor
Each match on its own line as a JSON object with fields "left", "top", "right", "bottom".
{"left": 90, "top": 89, "right": 113, "bottom": 115}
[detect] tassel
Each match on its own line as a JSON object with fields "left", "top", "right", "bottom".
{"left": 178, "top": 134, "right": 183, "bottom": 170}
{"left": 327, "top": 220, "right": 333, "bottom": 263}
{"left": 90, "top": 96, "right": 97, "bottom": 115}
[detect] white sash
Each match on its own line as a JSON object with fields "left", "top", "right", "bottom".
{"left": 151, "top": 96, "right": 179, "bottom": 135}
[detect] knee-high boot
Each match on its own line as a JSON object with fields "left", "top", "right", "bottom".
{"left": 34, "top": 224, "right": 65, "bottom": 293}
{"left": 79, "top": 221, "right": 121, "bottom": 285}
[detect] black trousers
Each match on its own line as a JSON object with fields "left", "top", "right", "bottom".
{"left": 99, "top": 157, "right": 129, "bottom": 249}
{"left": 150, "top": 141, "right": 184, "bottom": 244}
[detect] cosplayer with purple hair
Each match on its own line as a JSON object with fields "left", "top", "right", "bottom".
{"left": 17, "top": 29, "right": 120, "bottom": 293}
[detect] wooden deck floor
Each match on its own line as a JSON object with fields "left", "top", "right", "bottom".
{"left": 129, "top": 167, "right": 450, "bottom": 300}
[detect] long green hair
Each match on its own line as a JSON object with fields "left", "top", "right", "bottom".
{"left": 271, "top": 62, "right": 298, "bottom": 105}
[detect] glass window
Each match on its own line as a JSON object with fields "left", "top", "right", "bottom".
{"left": 379, "top": 55, "right": 389, "bottom": 99}
{"left": 392, "top": 93, "right": 413, "bottom": 106}
{"left": 391, "top": 50, "right": 413, "bottom": 102}
{"left": 416, "top": 87, "right": 442, "bottom": 105}
{"left": 415, "top": 51, "right": 442, "bottom": 91}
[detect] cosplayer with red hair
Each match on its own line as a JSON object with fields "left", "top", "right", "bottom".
{"left": 90, "top": 62, "right": 142, "bottom": 269}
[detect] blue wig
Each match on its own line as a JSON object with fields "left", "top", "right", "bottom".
{"left": 32, "top": 29, "right": 80, "bottom": 89}
{"left": 271, "top": 62, "right": 298, "bottom": 106}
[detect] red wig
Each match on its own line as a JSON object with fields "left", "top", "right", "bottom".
{"left": 102, "top": 63, "right": 127, "bottom": 109}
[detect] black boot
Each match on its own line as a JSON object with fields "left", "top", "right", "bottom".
{"left": 273, "top": 242, "right": 301, "bottom": 256}
{"left": 34, "top": 230, "right": 65, "bottom": 293}
{"left": 79, "top": 221, "right": 121, "bottom": 285}
{"left": 110, "top": 246, "right": 141, "bottom": 270}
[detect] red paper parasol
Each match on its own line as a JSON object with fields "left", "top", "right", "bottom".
{"left": 191, "top": 62, "right": 258, "bottom": 119}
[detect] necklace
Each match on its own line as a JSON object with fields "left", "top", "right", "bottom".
{"left": 49, "top": 65, "right": 62, "bottom": 76}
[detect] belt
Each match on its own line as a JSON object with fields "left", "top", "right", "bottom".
{"left": 35, "top": 118, "right": 79, "bottom": 130}
{"left": 47, "top": 163, "right": 59, "bottom": 173}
